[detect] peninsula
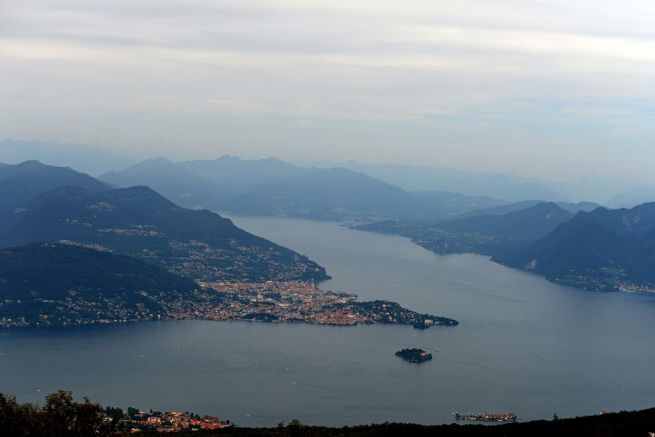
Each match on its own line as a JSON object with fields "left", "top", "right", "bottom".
{"left": 170, "top": 281, "right": 458, "bottom": 328}
{"left": 0, "top": 244, "right": 458, "bottom": 329}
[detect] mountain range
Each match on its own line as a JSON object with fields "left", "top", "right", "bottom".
{"left": 496, "top": 203, "right": 655, "bottom": 291}
{"left": 456, "top": 200, "right": 601, "bottom": 218}
{"left": 438, "top": 202, "right": 575, "bottom": 240}
{"left": 337, "top": 161, "right": 655, "bottom": 207}
{"left": 0, "top": 160, "right": 109, "bottom": 214}
{"left": 6, "top": 139, "right": 655, "bottom": 207}
{"left": 101, "top": 156, "right": 505, "bottom": 221}
{"left": 0, "top": 161, "right": 328, "bottom": 283}
{"left": 337, "top": 161, "right": 568, "bottom": 202}
{"left": 5, "top": 155, "right": 655, "bottom": 296}
{"left": 356, "top": 202, "right": 579, "bottom": 257}
{"left": 0, "top": 138, "right": 140, "bottom": 176}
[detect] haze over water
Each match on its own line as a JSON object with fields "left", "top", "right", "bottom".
{"left": 2, "top": 217, "right": 655, "bottom": 426}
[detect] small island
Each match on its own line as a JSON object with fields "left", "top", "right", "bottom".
{"left": 395, "top": 348, "right": 432, "bottom": 363}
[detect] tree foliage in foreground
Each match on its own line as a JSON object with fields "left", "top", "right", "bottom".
{"left": 0, "top": 390, "right": 116, "bottom": 436}
{"left": 2, "top": 390, "right": 655, "bottom": 437}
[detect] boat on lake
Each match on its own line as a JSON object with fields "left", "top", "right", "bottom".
{"left": 453, "top": 412, "right": 518, "bottom": 423}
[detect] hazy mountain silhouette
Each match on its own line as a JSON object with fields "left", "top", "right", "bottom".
{"left": 496, "top": 203, "right": 655, "bottom": 291}
{"left": 439, "top": 202, "right": 574, "bottom": 240}
{"left": 458, "top": 200, "right": 600, "bottom": 218}
{"left": 0, "top": 139, "right": 140, "bottom": 176}
{"left": 0, "top": 160, "right": 109, "bottom": 214}
{"left": 607, "top": 187, "right": 655, "bottom": 209}
{"left": 101, "top": 157, "right": 229, "bottom": 210}
{"left": 337, "top": 161, "right": 567, "bottom": 202}
{"left": 102, "top": 156, "right": 507, "bottom": 221}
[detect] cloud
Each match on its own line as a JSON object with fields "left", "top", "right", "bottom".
{"left": 1, "top": 0, "right": 654, "bottom": 180}
{"left": 207, "top": 99, "right": 270, "bottom": 114}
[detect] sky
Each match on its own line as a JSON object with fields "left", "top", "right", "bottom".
{"left": 1, "top": 0, "right": 654, "bottom": 182}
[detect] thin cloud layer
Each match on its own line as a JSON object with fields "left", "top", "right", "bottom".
{"left": 1, "top": 0, "right": 654, "bottom": 180}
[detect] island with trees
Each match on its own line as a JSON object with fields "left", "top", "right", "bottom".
{"left": 395, "top": 348, "right": 433, "bottom": 363}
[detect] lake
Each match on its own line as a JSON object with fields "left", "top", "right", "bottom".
{"left": 2, "top": 217, "right": 655, "bottom": 426}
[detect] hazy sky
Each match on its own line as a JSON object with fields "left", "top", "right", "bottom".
{"left": 1, "top": 0, "right": 654, "bottom": 181}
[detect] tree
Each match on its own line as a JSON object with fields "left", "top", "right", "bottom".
{"left": 127, "top": 406, "right": 140, "bottom": 418}
{"left": 42, "top": 390, "right": 113, "bottom": 436}
{"left": 0, "top": 390, "right": 116, "bottom": 437}
{"left": 288, "top": 418, "right": 303, "bottom": 428}
{"left": 104, "top": 406, "right": 124, "bottom": 420}
{"left": 0, "top": 393, "right": 38, "bottom": 436}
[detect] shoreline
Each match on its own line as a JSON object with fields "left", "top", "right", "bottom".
{"left": 0, "top": 280, "right": 459, "bottom": 329}
{"left": 3, "top": 388, "right": 655, "bottom": 435}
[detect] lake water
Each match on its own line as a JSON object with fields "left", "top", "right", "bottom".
{"left": 2, "top": 217, "right": 655, "bottom": 426}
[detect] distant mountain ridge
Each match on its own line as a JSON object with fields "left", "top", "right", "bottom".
{"left": 336, "top": 161, "right": 655, "bottom": 205}
{"left": 100, "top": 155, "right": 302, "bottom": 207}
{"left": 438, "top": 202, "right": 574, "bottom": 239}
{"left": 0, "top": 138, "right": 141, "bottom": 176}
{"left": 225, "top": 166, "right": 413, "bottom": 220}
{"left": 458, "top": 200, "right": 601, "bottom": 218}
{"left": 495, "top": 202, "right": 655, "bottom": 291}
{"left": 356, "top": 202, "right": 576, "bottom": 257}
{"left": 336, "top": 161, "right": 568, "bottom": 202}
{"left": 181, "top": 155, "right": 300, "bottom": 197}
{"left": 607, "top": 187, "right": 655, "bottom": 209}
{"left": 101, "top": 156, "right": 506, "bottom": 221}
{"left": 101, "top": 158, "right": 229, "bottom": 210}
{"left": 0, "top": 160, "right": 109, "bottom": 214}
{"left": 8, "top": 138, "right": 655, "bottom": 205}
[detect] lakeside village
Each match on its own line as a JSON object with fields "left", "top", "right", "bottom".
{"left": 0, "top": 281, "right": 458, "bottom": 328}
{"left": 169, "top": 281, "right": 458, "bottom": 328}
{"left": 103, "top": 406, "right": 231, "bottom": 433}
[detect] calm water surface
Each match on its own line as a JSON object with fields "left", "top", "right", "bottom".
{"left": 2, "top": 217, "right": 655, "bottom": 426}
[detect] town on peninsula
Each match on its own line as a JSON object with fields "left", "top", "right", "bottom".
{"left": 0, "top": 278, "right": 458, "bottom": 329}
